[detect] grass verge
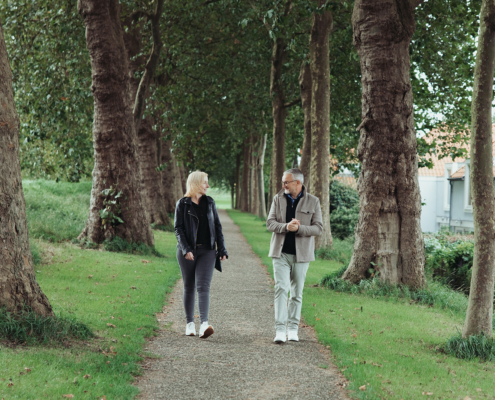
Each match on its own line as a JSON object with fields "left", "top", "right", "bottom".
{"left": 227, "top": 209, "right": 495, "bottom": 400}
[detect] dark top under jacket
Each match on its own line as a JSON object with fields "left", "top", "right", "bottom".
{"left": 174, "top": 195, "right": 228, "bottom": 259}
{"left": 192, "top": 195, "right": 211, "bottom": 246}
{"left": 281, "top": 189, "right": 304, "bottom": 255}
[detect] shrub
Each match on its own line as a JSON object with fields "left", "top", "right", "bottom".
{"left": 103, "top": 236, "right": 162, "bottom": 257}
{"left": 0, "top": 307, "right": 94, "bottom": 344}
{"left": 329, "top": 181, "right": 359, "bottom": 240}
{"left": 425, "top": 236, "right": 474, "bottom": 293}
{"left": 330, "top": 180, "right": 359, "bottom": 213}
{"left": 316, "top": 238, "right": 354, "bottom": 266}
{"left": 445, "top": 332, "right": 495, "bottom": 361}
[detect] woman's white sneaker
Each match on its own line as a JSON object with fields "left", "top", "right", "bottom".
{"left": 185, "top": 322, "right": 196, "bottom": 336}
{"left": 287, "top": 330, "right": 299, "bottom": 341}
{"left": 199, "top": 321, "right": 214, "bottom": 339}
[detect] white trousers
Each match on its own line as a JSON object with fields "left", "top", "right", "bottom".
{"left": 272, "top": 253, "right": 309, "bottom": 332}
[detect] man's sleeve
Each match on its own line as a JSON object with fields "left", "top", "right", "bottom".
{"left": 266, "top": 197, "right": 288, "bottom": 233}
{"left": 296, "top": 198, "right": 323, "bottom": 237}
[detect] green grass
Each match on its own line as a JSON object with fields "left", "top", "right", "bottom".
{"left": 24, "top": 179, "right": 92, "bottom": 242}
{"left": 0, "top": 230, "right": 180, "bottom": 399}
{"left": 207, "top": 187, "right": 232, "bottom": 209}
{"left": 227, "top": 209, "right": 495, "bottom": 400}
{"left": 0, "top": 179, "right": 182, "bottom": 398}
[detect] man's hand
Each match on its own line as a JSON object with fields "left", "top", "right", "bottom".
{"left": 287, "top": 218, "right": 300, "bottom": 232}
{"left": 220, "top": 255, "right": 227, "bottom": 261}
{"left": 185, "top": 252, "right": 194, "bottom": 261}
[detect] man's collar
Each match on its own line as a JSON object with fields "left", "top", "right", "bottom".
{"left": 284, "top": 187, "right": 304, "bottom": 201}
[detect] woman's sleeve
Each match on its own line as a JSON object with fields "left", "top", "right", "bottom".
{"left": 213, "top": 201, "right": 228, "bottom": 258}
{"left": 174, "top": 199, "right": 193, "bottom": 256}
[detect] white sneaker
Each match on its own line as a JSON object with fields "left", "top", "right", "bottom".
{"left": 287, "top": 330, "right": 299, "bottom": 342}
{"left": 199, "top": 321, "right": 214, "bottom": 339}
{"left": 185, "top": 322, "right": 196, "bottom": 336}
{"left": 274, "top": 331, "right": 286, "bottom": 343}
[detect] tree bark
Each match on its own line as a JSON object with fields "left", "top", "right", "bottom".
{"left": 77, "top": 0, "right": 154, "bottom": 245}
{"left": 250, "top": 137, "right": 258, "bottom": 214}
{"left": 179, "top": 162, "right": 187, "bottom": 194}
{"left": 299, "top": 61, "right": 312, "bottom": 193}
{"left": 161, "top": 138, "right": 180, "bottom": 212}
{"left": 342, "top": 0, "right": 425, "bottom": 288}
{"left": 463, "top": 0, "right": 495, "bottom": 338}
{"left": 241, "top": 137, "right": 251, "bottom": 212}
{"left": 257, "top": 134, "right": 268, "bottom": 219}
{"left": 269, "top": 38, "right": 288, "bottom": 201}
{"left": 0, "top": 22, "right": 53, "bottom": 316}
{"left": 309, "top": 2, "right": 332, "bottom": 249}
{"left": 235, "top": 153, "right": 241, "bottom": 209}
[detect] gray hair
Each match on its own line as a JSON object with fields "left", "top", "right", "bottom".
{"left": 283, "top": 168, "right": 304, "bottom": 184}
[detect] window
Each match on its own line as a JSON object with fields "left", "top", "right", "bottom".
{"left": 464, "top": 162, "right": 472, "bottom": 212}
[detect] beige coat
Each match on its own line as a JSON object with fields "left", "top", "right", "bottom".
{"left": 266, "top": 186, "right": 323, "bottom": 262}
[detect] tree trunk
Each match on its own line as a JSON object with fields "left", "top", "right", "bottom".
{"left": 162, "top": 138, "right": 180, "bottom": 212}
{"left": 257, "top": 134, "right": 268, "bottom": 219}
{"left": 309, "top": 1, "right": 333, "bottom": 249}
{"left": 463, "top": 0, "right": 495, "bottom": 338}
{"left": 269, "top": 38, "right": 288, "bottom": 201}
{"left": 231, "top": 184, "right": 235, "bottom": 209}
{"left": 241, "top": 137, "right": 250, "bottom": 212}
{"left": 342, "top": 0, "right": 425, "bottom": 288}
{"left": 299, "top": 61, "right": 312, "bottom": 193}
{"left": 235, "top": 153, "right": 241, "bottom": 209}
{"left": 179, "top": 162, "right": 187, "bottom": 194}
{"left": 250, "top": 137, "right": 258, "bottom": 214}
{"left": 0, "top": 22, "right": 53, "bottom": 316}
{"left": 77, "top": 0, "right": 153, "bottom": 246}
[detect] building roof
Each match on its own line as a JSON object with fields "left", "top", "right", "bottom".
{"left": 418, "top": 125, "right": 495, "bottom": 178}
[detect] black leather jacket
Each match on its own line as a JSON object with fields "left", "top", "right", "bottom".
{"left": 174, "top": 196, "right": 228, "bottom": 258}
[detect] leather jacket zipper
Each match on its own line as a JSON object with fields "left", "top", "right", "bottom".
{"left": 188, "top": 211, "right": 199, "bottom": 249}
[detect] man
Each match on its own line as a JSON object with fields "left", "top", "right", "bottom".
{"left": 266, "top": 168, "right": 323, "bottom": 343}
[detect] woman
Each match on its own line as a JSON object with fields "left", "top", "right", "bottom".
{"left": 174, "top": 170, "right": 228, "bottom": 338}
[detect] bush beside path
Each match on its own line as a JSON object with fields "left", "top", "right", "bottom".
{"left": 136, "top": 210, "right": 350, "bottom": 400}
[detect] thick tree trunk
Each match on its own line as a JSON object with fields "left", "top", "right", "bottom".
{"left": 77, "top": 0, "right": 153, "bottom": 245}
{"left": 342, "top": 0, "right": 425, "bottom": 288}
{"left": 162, "top": 138, "right": 180, "bottom": 212}
{"left": 137, "top": 117, "right": 170, "bottom": 225}
{"left": 250, "top": 137, "right": 258, "bottom": 214}
{"left": 257, "top": 134, "right": 268, "bottom": 219}
{"left": 269, "top": 38, "right": 288, "bottom": 201}
{"left": 463, "top": 0, "right": 495, "bottom": 338}
{"left": 241, "top": 137, "right": 250, "bottom": 212}
{"left": 299, "top": 61, "right": 312, "bottom": 192}
{"left": 0, "top": 22, "right": 53, "bottom": 316}
{"left": 235, "top": 153, "right": 241, "bottom": 209}
{"left": 309, "top": 2, "right": 332, "bottom": 249}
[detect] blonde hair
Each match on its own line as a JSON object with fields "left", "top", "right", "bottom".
{"left": 185, "top": 170, "right": 208, "bottom": 197}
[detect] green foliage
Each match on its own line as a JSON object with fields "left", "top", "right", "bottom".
{"left": 329, "top": 181, "right": 359, "bottom": 240}
{"left": 30, "top": 239, "right": 43, "bottom": 266}
{"left": 0, "top": 307, "right": 93, "bottom": 345}
{"left": 445, "top": 333, "right": 495, "bottom": 361}
{"left": 103, "top": 236, "right": 162, "bottom": 257}
{"left": 425, "top": 235, "right": 474, "bottom": 293}
{"left": 24, "top": 179, "right": 91, "bottom": 242}
{"left": 99, "top": 185, "right": 124, "bottom": 229}
{"left": 315, "top": 237, "right": 354, "bottom": 266}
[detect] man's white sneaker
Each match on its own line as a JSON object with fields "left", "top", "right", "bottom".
{"left": 287, "top": 330, "right": 299, "bottom": 342}
{"left": 199, "top": 321, "right": 214, "bottom": 339}
{"left": 274, "top": 331, "right": 287, "bottom": 343}
{"left": 185, "top": 322, "right": 196, "bottom": 336}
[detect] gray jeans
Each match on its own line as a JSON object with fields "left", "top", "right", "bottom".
{"left": 273, "top": 253, "right": 310, "bottom": 332}
{"left": 176, "top": 246, "right": 216, "bottom": 324}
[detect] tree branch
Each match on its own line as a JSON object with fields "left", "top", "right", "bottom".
{"left": 133, "top": 0, "right": 165, "bottom": 130}
{"left": 248, "top": 0, "right": 272, "bottom": 33}
{"left": 283, "top": 98, "right": 301, "bottom": 108}
{"left": 409, "top": 0, "right": 425, "bottom": 8}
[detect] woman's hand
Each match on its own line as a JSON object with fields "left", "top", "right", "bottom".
{"left": 185, "top": 252, "right": 194, "bottom": 261}
{"left": 220, "top": 255, "right": 227, "bottom": 261}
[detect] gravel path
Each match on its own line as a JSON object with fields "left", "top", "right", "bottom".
{"left": 136, "top": 210, "right": 349, "bottom": 400}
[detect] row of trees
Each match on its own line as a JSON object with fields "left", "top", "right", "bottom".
{"left": 0, "top": 0, "right": 493, "bottom": 338}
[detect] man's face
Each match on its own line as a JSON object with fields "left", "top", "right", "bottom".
{"left": 282, "top": 174, "right": 298, "bottom": 195}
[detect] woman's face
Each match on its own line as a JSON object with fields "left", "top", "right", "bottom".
{"left": 199, "top": 178, "right": 209, "bottom": 195}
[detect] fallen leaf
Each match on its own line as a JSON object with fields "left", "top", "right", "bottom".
{"left": 107, "top": 323, "right": 116, "bottom": 328}
{"left": 140, "top": 259, "right": 150, "bottom": 264}
{"left": 60, "top": 97, "right": 69, "bottom": 101}
{"left": 83, "top": 374, "right": 91, "bottom": 379}
{"left": 359, "top": 385, "right": 366, "bottom": 391}
{"left": 88, "top": 275, "right": 93, "bottom": 279}
{"left": 316, "top": 318, "right": 320, "bottom": 321}
{"left": 62, "top": 395, "right": 74, "bottom": 399}
{"left": 476, "top": 388, "right": 482, "bottom": 392}
{"left": 130, "top": 286, "right": 137, "bottom": 289}
{"left": 7, "top": 382, "right": 13, "bottom": 387}
{"left": 463, "top": 397, "right": 471, "bottom": 400}
{"left": 24, "top": 367, "right": 31, "bottom": 373}
{"left": 422, "top": 392, "right": 433, "bottom": 396}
